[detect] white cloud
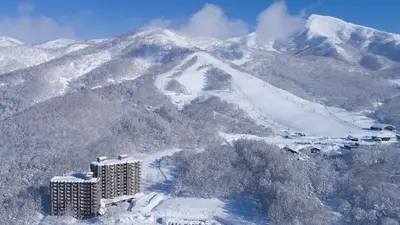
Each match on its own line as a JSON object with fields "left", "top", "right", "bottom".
{"left": 256, "top": 1, "right": 305, "bottom": 42}
{"left": 17, "top": 2, "right": 34, "bottom": 15}
{"left": 146, "top": 19, "right": 172, "bottom": 28}
{"left": 181, "top": 3, "right": 248, "bottom": 39}
{"left": 0, "top": 3, "right": 75, "bottom": 44}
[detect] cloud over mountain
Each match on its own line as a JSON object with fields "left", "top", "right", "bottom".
{"left": 181, "top": 3, "right": 248, "bottom": 39}
{"left": 256, "top": 1, "right": 305, "bottom": 42}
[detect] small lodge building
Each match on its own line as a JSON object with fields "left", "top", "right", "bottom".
{"left": 381, "top": 137, "right": 391, "bottom": 141}
{"left": 283, "top": 146, "right": 299, "bottom": 155}
{"left": 346, "top": 135, "right": 359, "bottom": 142}
{"left": 371, "top": 136, "right": 382, "bottom": 142}
{"left": 371, "top": 136, "right": 392, "bottom": 142}
{"left": 310, "top": 147, "right": 322, "bottom": 154}
{"left": 299, "top": 146, "right": 322, "bottom": 156}
{"left": 294, "top": 132, "right": 306, "bottom": 137}
{"left": 370, "top": 124, "right": 396, "bottom": 132}
{"left": 282, "top": 131, "right": 292, "bottom": 139}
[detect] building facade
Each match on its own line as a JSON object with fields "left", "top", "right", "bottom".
{"left": 90, "top": 155, "right": 141, "bottom": 199}
{"left": 50, "top": 172, "right": 101, "bottom": 219}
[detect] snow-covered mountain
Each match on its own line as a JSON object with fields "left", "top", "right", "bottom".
{"left": 35, "top": 38, "right": 108, "bottom": 54}
{"left": 0, "top": 14, "right": 400, "bottom": 225}
{"left": 0, "top": 21, "right": 398, "bottom": 125}
{"left": 0, "top": 36, "right": 106, "bottom": 75}
{"left": 287, "top": 14, "right": 400, "bottom": 67}
{"left": 229, "top": 14, "right": 400, "bottom": 69}
{"left": 0, "top": 46, "right": 56, "bottom": 74}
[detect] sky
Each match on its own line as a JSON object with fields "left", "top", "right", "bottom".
{"left": 0, "top": 0, "right": 399, "bottom": 43}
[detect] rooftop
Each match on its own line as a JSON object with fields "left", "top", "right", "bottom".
{"left": 371, "top": 124, "right": 396, "bottom": 129}
{"left": 50, "top": 172, "right": 100, "bottom": 183}
{"left": 91, "top": 155, "right": 141, "bottom": 166}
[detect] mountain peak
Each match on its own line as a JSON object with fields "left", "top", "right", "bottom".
{"left": 0, "top": 36, "right": 24, "bottom": 47}
{"left": 116, "top": 27, "right": 191, "bottom": 48}
{"left": 308, "top": 14, "right": 347, "bottom": 24}
{"left": 306, "top": 14, "right": 362, "bottom": 44}
{"left": 306, "top": 14, "right": 400, "bottom": 43}
{"left": 35, "top": 39, "right": 77, "bottom": 49}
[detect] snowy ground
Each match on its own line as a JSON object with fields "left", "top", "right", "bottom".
{"left": 40, "top": 148, "right": 267, "bottom": 225}
{"left": 389, "top": 79, "right": 400, "bottom": 86}
{"left": 220, "top": 131, "right": 397, "bottom": 158}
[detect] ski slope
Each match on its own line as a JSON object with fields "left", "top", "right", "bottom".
{"left": 156, "top": 52, "right": 390, "bottom": 138}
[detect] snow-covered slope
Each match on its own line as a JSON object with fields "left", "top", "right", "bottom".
{"left": 0, "top": 36, "right": 23, "bottom": 47}
{"left": 0, "top": 37, "right": 105, "bottom": 75}
{"left": 0, "top": 25, "right": 397, "bottom": 128}
{"left": 36, "top": 39, "right": 77, "bottom": 49}
{"left": 155, "top": 51, "right": 391, "bottom": 137}
{"left": 35, "top": 38, "right": 108, "bottom": 54}
{"left": 0, "top": 46, "right": 58, "bottom": 74}
{"left": 0, "top": 28, "right": 197, "bottom": 120}
{"left": 0, "top": 37, "right": 59, "bottom": 74}
{"left": 306, "top": 14, "right": 400, "bottom": 46}
{"left": 0, "top": 37, "right": 108, "bottom": 75}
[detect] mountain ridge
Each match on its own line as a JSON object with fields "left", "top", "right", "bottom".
{"left": 0, "top": 36, "right": 24, "bottom": 47}
{"left": 0, "top": 16, "right": 398, "bottom": 122}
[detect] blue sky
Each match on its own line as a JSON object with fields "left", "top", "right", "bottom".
{"left": 0, "top": 0, "right": 399, "bottom": 43}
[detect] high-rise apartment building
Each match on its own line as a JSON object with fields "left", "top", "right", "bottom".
{"left": 50, "top": 172, "right": 101, "bottom": 219}
{"left": 90, "top": 155, "right": 141, "bottom": 199}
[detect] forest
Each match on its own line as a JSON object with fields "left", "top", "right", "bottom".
{"left": 167, "top": 139, "right": 400, "bottom": 225}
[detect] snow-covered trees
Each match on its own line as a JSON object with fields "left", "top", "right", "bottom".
{"left": 333, "top": 145, "right": 400, "bottom": 224}
{"left": 375, "top": 95, "right": 400, "bottom": 128}
{"left": 239, "top": 51, "right": 396, "bottom": 111}
{"left": 170, "top": 140, "right": 400, "bottom": 225}
{"left": 204, "top": 67, "right": 232, "bottom": 91}
{"left": 170, "top": 139, "right": 332, "bottom": 225}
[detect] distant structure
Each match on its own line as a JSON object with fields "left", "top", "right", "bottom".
{"left": 50, "top": 172, "right": 101, "bottom": 219}
{"left": 370, "top": 124, "right": 396, "bottom": 132}
{"left": 283, "top": 145, "right": 299, "bottom": 155}
{"left": 90, "top": 155, "right": 141, "bottom": 199}
{"left": 50, "top": 154, "right": 141, "bottom": 220}
{"left": 346, "top": 135, "right": 359, "bottom": 142}
{"left": 310, "top": 147, "right": 322, "bottom": 154}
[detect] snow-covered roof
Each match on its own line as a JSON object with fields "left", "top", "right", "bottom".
{"left": 91, "top": 156, "right": 141, "bottom": 166}
{"left": 370, "top": 124, "right": 396, "bottom": 129}
{"left": 51, "top": 172, "right": 100, "bottom": 183}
